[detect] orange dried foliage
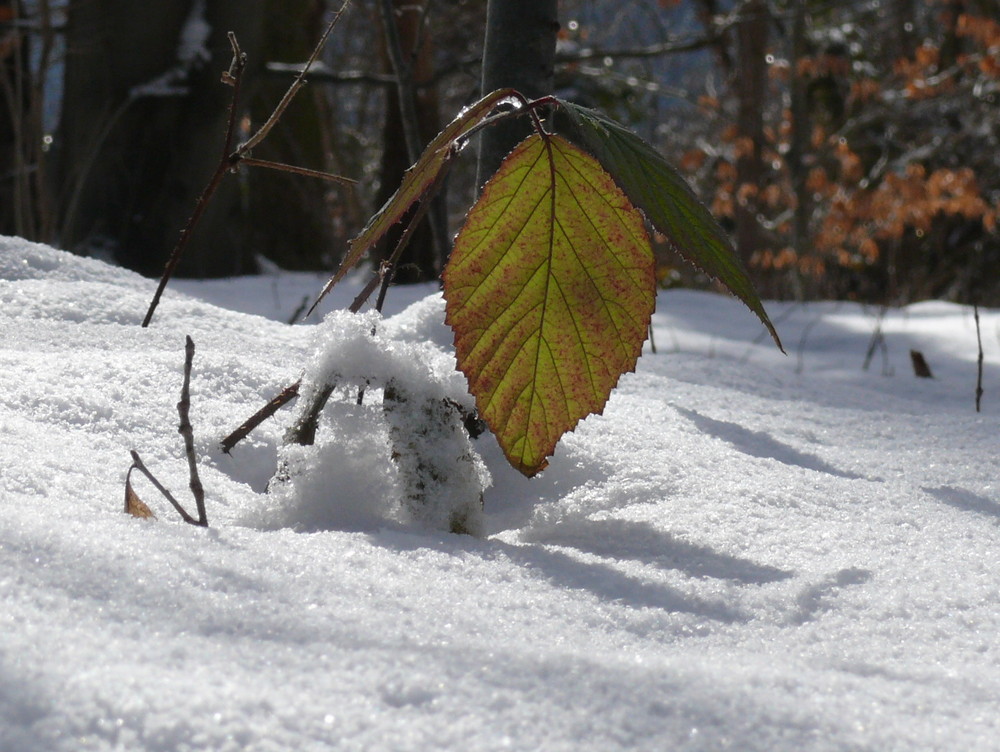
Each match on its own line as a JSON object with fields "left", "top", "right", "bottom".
{"left": 734, "top": 136, "right": 755, "bottom": 160}
{"left": 835, "top": 142, "right": 864, "bottom": 184}
{"left": 762, "top": 183, "right": 784, "bottom": 208}
{"left": 736, "top": 182, "right": 759, "bottom": 205}
{"left": 698, "top": 95, "right": 720, "bottom": 111}
{"left": 811, "top": 124, "right": 827, "bottom": 149}
{"left": 680, "top": 149, "right": 707, "bottom": 173}
{"left": 715, "top": 160, "right": 736, "bottom": 182}
{"left": 712, "top": 191, "right": 734, "bottom": 219}
{"left": 849, "top": 78, "right": 881, "bottom": 105}
{"left": 814, "top": 165, "right": 996, "bottom": 267}
{"left": 768, "top": 58, "right": 791, "bottom": 82}
{"left": 956, "top": 14, "right": 1000, "bottom": 49}
{"left": 807, "top": 167, "right": 831, "bottom": 194}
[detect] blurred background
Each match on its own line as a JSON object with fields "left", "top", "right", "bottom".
{"left": 2, "top": 0, "right": 998, "bottom": 304}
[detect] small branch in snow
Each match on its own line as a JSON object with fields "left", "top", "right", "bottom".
{"left": 221, "top": 379, "right": 302, "bottom": 454}
{"left": 974, "top": 304, "right": 984, "bottom": 413}
{"left": 909, "top": 350, "right": 933, "bottom": 379}
{"left": 178, "top": 336, "right": 208, "bottom": 526}
{"left": 125, "top": 336, "right": 208, "bottom": 525}
{"left": 285, "top": 381, "right": 339, "bottom": 447}
{"left": 862, "top": 308, "right": 892, "bottom": 376}
{"left": 126, "top": 451, "right": 199, "bottom": 525}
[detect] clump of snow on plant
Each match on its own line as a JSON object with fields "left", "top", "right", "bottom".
{"left": 252, "top": 305, "right": 489, "bottom": 533}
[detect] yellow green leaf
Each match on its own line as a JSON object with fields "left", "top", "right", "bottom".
{"left": 444, "top": 134, "right": 655, "bottom": 476}
{"left": 558, "top": 100, "right": 783, "bottom": 351}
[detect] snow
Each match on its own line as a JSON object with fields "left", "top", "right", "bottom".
{"left": 2, "top": 235, "right": 999, "bottom": 751}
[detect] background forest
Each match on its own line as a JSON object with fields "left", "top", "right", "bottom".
{"left": 2, "top": 0, "right": 998, "bottom": 303}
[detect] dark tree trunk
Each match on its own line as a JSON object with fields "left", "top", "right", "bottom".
{"left": 57, "top": 0, "right": 265, "bottom": 277}
{"left": 1, "top": 0, "right": 53, "bottom": 240}
{"left": 477, "top": 0, "right": 558, "bottom": 188}
{"left": 787, "top": 0, "right": 810, "bottom": 297}
{"left": 733, "top": 0, "right": 769, "bottom": 270}
{"left": 0, "top": 0, "right": 28, "bottom": 236}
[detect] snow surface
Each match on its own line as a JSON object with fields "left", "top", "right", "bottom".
{"left": 2, "top": 235, "right": 999, "bottom": 751}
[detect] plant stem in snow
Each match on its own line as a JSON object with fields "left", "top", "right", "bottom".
{"left": 127, "top": 450, "right": 198, "bottom": 525}
{"left": 178, "top": 336, "right": 208, "bottom": 526}
{"left": 221, "top": 380, "right": 302, "bottom": 454}
{"left": 975, "top": 304, "right": 984, "bottom": 413}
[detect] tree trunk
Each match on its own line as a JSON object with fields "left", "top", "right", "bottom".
{"left": 1, "top": 0, "right": 54, "bottom": 240}
{"left": 57, "top": 0, "right": 265, "bottom": 277}
{"left": 477, "top": 0, "right": 558, "bottom": 187}
{"left": 787, "top": 0, "right": 810, "bottom": 298}
{"left": 733, "top": 0, "right": 769, "bottom": 270}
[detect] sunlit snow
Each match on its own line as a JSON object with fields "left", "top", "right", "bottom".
{"left": 1, "top": 236, "right": 998, "bottom": 751}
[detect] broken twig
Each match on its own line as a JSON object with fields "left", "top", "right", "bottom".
{"left": 221, "top": 379, "right": 302, "bottom": 453}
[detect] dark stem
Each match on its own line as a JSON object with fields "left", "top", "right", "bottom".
{"left": 221, "top": 379, "right": 302, "bottom": 454}
{"left": 141, "top": 2, "right": 354, "bottom": 327}
{"left": 376, "top": 0, "right": 448, "bottom": 271}
{"left": 974, "top": 303, "right": 984, "bottom": 413}
{"left": 239, "top": 157, "right": 356, "bottom": 185}
{"left": 128, "top": 450, "right": 198, "bottom": 525}
{"left": 178, "top": 336, "right": 208, "bottom": 526}
{"left": 285, "top": 382, "right": 338, "bottom": 446}
{"left": 239, "top": 0, "right": 352, "bottom": 153}
{"left": 141, "top": 35, "right": 246, "bottom": 328}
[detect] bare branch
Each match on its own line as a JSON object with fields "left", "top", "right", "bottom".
{"left": 142, "top": 2, "right": 355, "bottom": 327}
{"left": 240, "top": 0, "right": 352, "bottom": 154}
{"left": 141, "top": 34, "right": 247, "bottom": 328}
{"left": 240, "top": 157, "right": 357, "bottom": 185}
{"left": 975, "top": 304, "right": 984, "bottom": 413}
{"left": 128, "top": 450, "right": 198, "bottom": 525}
{"left": 178, "top": 336, "right": 207, "bottom": 526}
{"left": 221, "top": 379, "right": 302, "bottom": 454}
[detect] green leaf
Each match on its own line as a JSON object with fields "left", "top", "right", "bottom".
{"left": 309, "top": 88, "right": 525, "bottom": 314}
{"left": 443, "top": 134, "right": 655, "bottom": 477}
{"left": 557, "top": 100, "right": 783, "bottom": 351}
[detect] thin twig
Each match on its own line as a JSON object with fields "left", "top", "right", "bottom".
{"left": 377, "top": 0, "right": 422, "bottom": 164}
{"left": 349, "top": 264, "right": 391, "bottom": 313}
{"left": 142, "top": 3, "right": 354, "bottom": 327}
{"left": 141, "top": 34, "right": 247, "bottom": 328}
{"left": 376, "top": 0, "right": 448, "bottom": 267}
{"left": 239, "top": 0, "right": 352, "bottom": 153}
{"left": 975, "top": 304, "right": 984, "bottom": 413}
{"left": 128, "top": 450, "right": 198, "bottom": 525}
{"left": 239, "top": 157, "right": 357, "bottom": 185}
{"left": 220, "top": 379, "right": 302, "bottom": 453}
{"left": 285, "top": 381, "right": 338, "bottom": 447}
{"left": 178, "top": 336, "right": 207, "bottom": 526}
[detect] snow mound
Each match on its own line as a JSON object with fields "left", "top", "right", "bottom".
{"left": 2, "top": 236, "right": 999, "bottom": 751}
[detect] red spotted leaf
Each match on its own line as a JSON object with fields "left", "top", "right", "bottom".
{"left": 444, "top": 134, "right": 655, "bottom": 476}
